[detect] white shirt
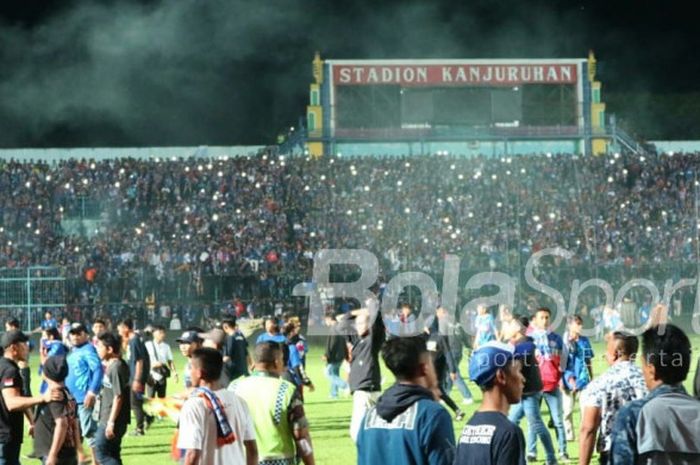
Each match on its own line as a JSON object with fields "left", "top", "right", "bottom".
{"left": 177, "top": 389, "right": 256, "bottom": 465}
{"left": 146, "top": 341, "right": 173, "bottom": 381}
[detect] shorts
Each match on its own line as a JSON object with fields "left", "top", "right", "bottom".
{"left": 77, "top": 403, "right": 98, "bottom": 447}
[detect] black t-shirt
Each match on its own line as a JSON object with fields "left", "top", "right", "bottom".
{"left": 33, "top": 390, "right": 78, "bottom": 459}
{"left": 455, "top": 411, "right": 526, "bottom": 465}
{"left": 98, "top": 359, "right": 131, "bottom": 433}
{"left": 0, "top": 357, "right": 24, "bottom": 444}
{"left": 128, "top": 335, "right": 150, "bottom": 384}
{"left": 224, "top": 332, "right": 249, "bottom": 380}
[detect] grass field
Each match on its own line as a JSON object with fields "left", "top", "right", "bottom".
{"left": 18, "top": 331, "right": 700, "bottom": 465}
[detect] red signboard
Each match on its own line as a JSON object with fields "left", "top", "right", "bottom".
{"left": 332, "top": 64, "right": 578, "bottom": 86}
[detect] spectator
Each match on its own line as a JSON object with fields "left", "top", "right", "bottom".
{"left": 455, "top": 341, "right": 526, "bottom": 465}
{"left": 38, "top": 327, "right": 68, "bottom": 395}
{"left": 322, "top": 312, "right": 349, "bottom": 400}
{"left": 610, "top": 324, "right": 700, "bottom": 464}
{"left": 5, "top": 319, "right": 31, "bottom": 399}
{"left": 425, "top": 307, "right": 465, "bottom": 420}
{"left": 474, "top": 305, "right": 497, "bottom": 349}
{"left": 65, "top": 322, "right": 103, "bottom": 465}
{"left": 178, "top": 347, "right": 258, "bottom": 465}
{"left": 529, "top": 307, "right": 568, "bottom": 461}
{"left": 230, "top": 341, "right": 315, "bottom": 465}
{"left": 579, "top": 331, "right": 647, "bottom": 465}
{"left": 505, "top": 316, "right": 558, "bottom": 465}
{"left": 282, "top": 322, "right": 314, "bottom": 399}
{"left": 176, "top": 329, "right": 204, "bottom": 390}
{"left": 255, "top": 317, "right": 287, "bottom": 345}
{"left": 93, "top": 332, "right": 131, "bottom": 465}
{"left": 0, "top": 330, "right": 62, "bottom": 465}
{"left": 145, "top": 325, "right": 177, "bottom": 399}
{"left": 337, "top": 304, "right": 385, "bottom": 443}
{"left": 91, "top": 319, "right": 107, "bottom": 347}
{"left": 356, "top": 336, "right": 455, "bottom": 465}
{"left": 222, "top": 318, "right": 251, "bottom": 383}
{"left": 32, "top": 356, "right": 80, "bottom": 465}
{"left": 561, "top": 314, "right": 594, "bottom": 442}
{"left": 443, "top": 310, "right": 473, "bottom": 405}
{"left": 116, "top": 318, "right": 152, "bottom": 436}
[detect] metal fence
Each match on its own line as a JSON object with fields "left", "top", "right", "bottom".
{"left": 0, "top": 267, "right": 66, "bottom": 331}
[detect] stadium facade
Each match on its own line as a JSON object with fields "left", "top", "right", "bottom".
{"left": 305, "top": 52, "right": 609, "bottom": 157}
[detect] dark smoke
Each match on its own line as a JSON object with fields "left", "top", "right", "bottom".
{"left": 0, "top": 0, "right": 697, "bottom": 147}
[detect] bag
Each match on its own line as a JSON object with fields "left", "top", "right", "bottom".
{"left": 154, "top": 365, "right": 171, "bottom": 379}
{"left": 147, "top": 341, "right": 171, "bottom": 385}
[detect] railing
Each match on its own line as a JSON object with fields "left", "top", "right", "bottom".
{"left": 328, "top": 125, "right": 586, "bottom": 141}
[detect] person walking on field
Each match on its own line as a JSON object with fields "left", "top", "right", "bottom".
{"left": 356, "top": 336, "right": 455, "bottom": 465}
{"left": 455, "top": 341, "right": 527, "bottom": 465}
{"left": 178, "top": 348, "right": 258, "bottom": 465}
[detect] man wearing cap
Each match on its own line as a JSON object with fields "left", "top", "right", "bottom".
{"left": 455, "top": 341, "right": 526, "bottom": 465}
{"left": 116, "top": 319, "right": 151, "bottom": 436}
{"left": 33, "top": 356, "right": 80, "bottom": 465}
{"left": 65, "top": 322, "right": 103, "bottom": 465}
{"left": 177, "top": 329, "right": 204, "bottom": 390}
{"left": 0, "top": 330, "right": 64, "bottom": 465}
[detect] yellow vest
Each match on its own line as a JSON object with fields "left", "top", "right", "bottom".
{"left": 229, "top": 372, "right": 296, "bottom": 460}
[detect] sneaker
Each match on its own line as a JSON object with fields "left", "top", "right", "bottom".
{"left": 129, "top": 429, "right": 145, "bottom": 437}
{"left": 462, "top": 398, "right": 474, "bottom": 405}
{"left": 454, "top": 409, "right": 466, "bottom": 421}
{"left": 526, "top": 454, "right": 537, "bottom": 463}
{"left": 559, "top": 453, "right": 570, "bottom": 463}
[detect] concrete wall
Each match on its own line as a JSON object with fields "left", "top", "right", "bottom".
{"left": 334, "top": 139, "right": 582, "bottom": 157}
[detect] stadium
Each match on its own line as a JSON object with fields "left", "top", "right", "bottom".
{"left": 1, "top": 2, "right": 700, "bottom": 465}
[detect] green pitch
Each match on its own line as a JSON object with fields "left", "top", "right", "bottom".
{"left": 19, "top": 333, "right": 700, "bottom": 464}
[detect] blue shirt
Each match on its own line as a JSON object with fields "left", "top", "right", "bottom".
{"left": 563, "top": 334, "right": 594, "bottom": 391}
{"left": 66, "top": 342, "right": 103, "bottom": 403}
{"left": 255, "top": 332, "right": 287, "bottom": 345}
{"left": 357, "top": 398, "right": 455, "bottom": 465}
{"left": 40, "top": 318, "right": 58, "bottom": 330}
{"left": 475, "top": 314, "right": 496, "bottom": 347}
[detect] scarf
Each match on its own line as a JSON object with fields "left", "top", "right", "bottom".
{"left": 191, "top": 387, "right": 236, "bottom": 446}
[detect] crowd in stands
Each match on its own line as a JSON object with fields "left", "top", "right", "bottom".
{"left": 1, "top": 151, "right": 699, "bottom": 316}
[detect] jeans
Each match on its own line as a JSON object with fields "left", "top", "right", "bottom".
{"left": 325, "top": 362, "right": 348, "bottom": 398}
{"left": 77, "top": 403, "right": 97, "bottom": 447}
{"left": 542, "top": 388, "right": 567, "bottom": 456}
{"left": 94, "top": 425, "right": 125, "bottom": 465}
{"left": 444, "top": 351, "right": 473, "bottom": 400}
{"left": 509, "top": 392, "right": 557, "bottom": 463}
{"left": 0, "top": 441, "right": 20, "bottom": 465}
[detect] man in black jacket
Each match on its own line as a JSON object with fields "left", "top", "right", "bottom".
{"left": 337, "top": 302, "right": 385, "bottom": 443}
{"left": 323, "top": 312, "right": 349, "bottom": 399}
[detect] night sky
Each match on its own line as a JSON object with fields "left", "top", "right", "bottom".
{"left": 0, "top": 0, "right": 698, "bottom": 147}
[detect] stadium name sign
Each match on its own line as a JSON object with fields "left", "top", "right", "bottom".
{"left": 333, "top": 64, "right": 577, "bottom": 86}
{"left": 294, "top": 248, "right": 700, "bottom": 337}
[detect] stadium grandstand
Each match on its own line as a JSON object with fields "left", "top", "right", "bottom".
{"left": 1, "top": 147, "right": 700, "bottom": 331}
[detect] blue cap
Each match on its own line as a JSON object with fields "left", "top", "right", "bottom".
{"left": 469, "top": 341, "right": 516, "bottom": 387}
